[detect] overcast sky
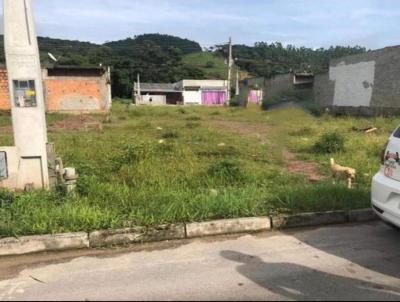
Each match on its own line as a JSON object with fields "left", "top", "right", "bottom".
{"left": 1, "top": 0, "right": 400, "bottom": 49}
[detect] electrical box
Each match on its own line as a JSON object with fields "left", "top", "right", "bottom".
{"left": 0, "top": 151, "right": 8, "bottom": 180}
{"left": 13, "top": 80, "right": 37, "bottom": 107}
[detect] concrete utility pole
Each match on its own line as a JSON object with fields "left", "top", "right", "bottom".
{"left": 227, "top": 37, "right": 233, "bottom": 105}
{"left": 136, "top": 73, "right": 141, "bottom": 105}
{"left": 4, "top": 0, "right": 50, "bottom": 189}
{"left": 235, "top": 67, "right": 240, "bottom": 96}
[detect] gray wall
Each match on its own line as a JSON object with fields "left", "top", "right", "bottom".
{"left": 264, "top": 74, "right": 294, "bottom": 99}
{"left": 314, "top": 45, "right": 400, "bottom": 114}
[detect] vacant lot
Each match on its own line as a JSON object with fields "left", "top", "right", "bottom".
{"left": 0, "top": 102, "right": 395, "bottom": 237}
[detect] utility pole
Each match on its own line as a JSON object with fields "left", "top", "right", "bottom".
{"left": 235, "top": 67, "right": 240, "bottom": 96}
{"left": 136, "top": 73, "right": 141, "bottom": 105}
{"left": 227, "top": 37, "right": 233, "bottom": 105}
{"left": 3, "top": 0, "right": 50, "bottom": 190}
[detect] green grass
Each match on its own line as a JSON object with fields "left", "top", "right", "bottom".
{"left": 0, "top": 102, "right": 389, "bottom": 237}
{"left": 183, "top": 52, "right": 241, "bottom": 80}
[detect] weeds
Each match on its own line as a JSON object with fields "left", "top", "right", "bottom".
{"left": 313, "top": 131, "right": 346, "bottom": 154}
{"left": 0, "top": 102, "right": 381, "bottom": 237}
{"left": 161, "top": 131, "right": 179, "bottom": 139}
{"left": 207, "top": 160, "right": 245, "bottom": 184}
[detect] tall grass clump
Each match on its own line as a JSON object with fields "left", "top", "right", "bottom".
{"left": 207, "top": 160, "right": 245, "bottom": 184}
{"left": 313, "top": 131, "right": 345, "bottom": 154}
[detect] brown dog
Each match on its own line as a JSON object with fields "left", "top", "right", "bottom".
{"left": 330, "top": 158, "right": 356, "bottom": 189}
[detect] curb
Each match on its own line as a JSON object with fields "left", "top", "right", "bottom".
{"left": 89, "top": 224, "right": 186, "bottom": 248}
{"left": 272, "top": 211, "right": 347, "bottom": 229}
{"left": 0, "top": 232, "right": 89, "bottom": 257}
{"left": 186, "top": 217, "right": 271, "bottom": 238}
{"left": 348, "top": 208, "right": 378, "bottom": 223}
{"left": 0, "top": 209, "right": 378, "bottom": 257}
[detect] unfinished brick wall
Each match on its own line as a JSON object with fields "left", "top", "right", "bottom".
{"left": 0, "top": 66, "right": 111, "bottom": 113}
{"left": 45, "top": 78, "right": 104, "bottom": 113}
{"left": 0, "top": 68, "right": 10, "bottom": 110}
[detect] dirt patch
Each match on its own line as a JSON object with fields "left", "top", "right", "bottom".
{"left": 211, "top": 119, "right": 325, "bottom": 182}
{"left": 211, "top": 120, "right": 271, "bottom": 145}
{"left": 0, "top": 126, "right": 12, "bottom": 134}
{"left": 49, "top": 115, "right": 103, "bottom": 132}
{"left": 283, "top": 149, "right": 326, "bottom": 182}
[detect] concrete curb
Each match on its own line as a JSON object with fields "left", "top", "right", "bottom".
{"left": 0, "top": 209, "right": 379, "bottom": 257}
{"left": 348, "top": 208, "right": 378, "bottom": 223}
{"left": 89, "top": 224, "right": 186, "bottom": 248}
{"left": 0, "top": 232, "right": 89, "bottom": 257}
{"left": 186, "top": 217, "right": 271, "bottom": 239}
{"left": 272, "top": 211, "right": 348, "bottom": 230}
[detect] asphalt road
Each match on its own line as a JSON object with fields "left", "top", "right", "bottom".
{"left": 0, "top": 222, "right": 400, "bottom": 301}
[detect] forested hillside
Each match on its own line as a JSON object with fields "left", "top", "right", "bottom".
{"left": 215, "top": 42, "right": 367, "bottom": 78}
{"left": 0, "top": 33, "right": 368, "bottom": 97}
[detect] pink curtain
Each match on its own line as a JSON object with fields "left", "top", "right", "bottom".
{"left": 202, "top": 91, "right": 226, "bottom": 106}
{"left": 248, "top": 90, "right": 261, "bottom": 104}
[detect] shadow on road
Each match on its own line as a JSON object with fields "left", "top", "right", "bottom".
{"left": 221, "top": 250, "right": 400, "bottom": 301}
{"left": 288, "top": 222, "right": 400, "bottom": 279}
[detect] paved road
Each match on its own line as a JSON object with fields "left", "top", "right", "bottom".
{"left": 0, "top": 222, "right": 400, "bottom": 301}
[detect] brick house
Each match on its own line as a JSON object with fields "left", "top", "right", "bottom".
{"left": 0, "top": 65, "right": 112, "bottom": 113}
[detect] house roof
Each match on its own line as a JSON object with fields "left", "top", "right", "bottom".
{"left": 135, "top": 83, "right": 181, "bottom": 93}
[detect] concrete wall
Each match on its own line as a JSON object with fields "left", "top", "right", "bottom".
{"left": 139, "top": 94, "right": 167, "bottom": 105}
{"left": 264, "top": 74, "right": 294, "bottom": 99}
{"left": 314, "top": 45, "right": 400, "bottom": 114}
{"left": 183, "top": 90, "right": 202, "bottom": 105}
{"left": 0, "top": 66, "right": 111, "bottom": 113}
{"left": 239, "top": 74, "right": 295, "bottom": 105}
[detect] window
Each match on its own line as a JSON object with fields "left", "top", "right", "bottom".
{"left": 393, "top": 127, "right": 400, "bottom": 139}
{"left": 185, "top": 86, "right": 200, "bottom": 91}
{"left": 13, "top": 80, "right": 37, "bottom": 107}
{"left": 0, "top": 152, "right": 8, "bottom": 180}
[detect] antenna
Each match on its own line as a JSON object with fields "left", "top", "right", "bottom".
{"left": 48, "top": 52, "right": 58, "bottom": 62}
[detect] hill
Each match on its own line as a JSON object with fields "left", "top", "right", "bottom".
{"left": 105, "top": 34, "right": 201, "bottom": 57}
{"left": 0, "top": 33, "right": 368, "bottom": 98}
{"left": 216, "top": 42, "right": 368, "bottom": 78}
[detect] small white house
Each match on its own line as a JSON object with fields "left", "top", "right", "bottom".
{"left": 133, "top": 79, "right": 228, "bottom": 106}
{"left": 178, "top": 80, "right": 228, "bottom": 106}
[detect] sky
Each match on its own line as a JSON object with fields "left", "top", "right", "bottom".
{"left": 1, "top": 0, "right": 400, "bottom": 50}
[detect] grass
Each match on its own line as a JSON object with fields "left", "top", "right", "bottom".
{"left": 183, "top": 52, "right": 245, "bottom": 80}
{"left": 0, "top": 102, "right": 393, "bottom": 237}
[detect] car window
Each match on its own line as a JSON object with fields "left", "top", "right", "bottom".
{"left": 393, "top": 127, "right": 400, "bottom": 138}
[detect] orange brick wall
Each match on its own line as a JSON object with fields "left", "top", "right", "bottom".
{"left": 0, "top": 67, "right": 109, "bottom": 113}
{"left": 45, "top": 78, "right": 104, "bottom": 113}
{"left": 0, "top": 68, "right": 10, "bottom": 110}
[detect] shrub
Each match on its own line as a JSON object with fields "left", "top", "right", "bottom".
{"left": 110, "top": 142, "right": 153, "bottom": 171}
{"left": 186, "top": 122, "right": 201, "bottom": 129}
{"left": 0, "top": 190, "right": 15, "bottom": 207}
{"left": 162, "top": 131, "right": 179, "bottom": 139}
{"left": 313, "top": 131, "right": 345, "bottom": 154}
{"left": 205, "top": 61, "right": 215, "bottom": 68}
{"left": 208, "top": 160, "right": 245, "bottom": 183}
{"left": 261, "top": 99, "right": 270, "bottom": 111}
{"left": 230, "top": 98, "right": 241, "bottom": 107}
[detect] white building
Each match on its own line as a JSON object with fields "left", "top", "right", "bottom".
{"left": 134, "top": 79, "right": 228, "bottom": 106}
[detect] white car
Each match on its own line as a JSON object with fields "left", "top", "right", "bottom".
{"left": 372, "top": 127, "right": 400, "bottom": 228}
